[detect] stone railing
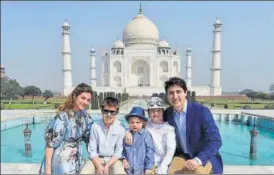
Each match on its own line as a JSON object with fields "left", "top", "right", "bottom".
{"left": 1, "top": 109, "right": 274, "bottom": 131}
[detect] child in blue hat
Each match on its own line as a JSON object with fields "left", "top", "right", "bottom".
{"left": 122, "top": 106, "right": 155, "bottom": 174}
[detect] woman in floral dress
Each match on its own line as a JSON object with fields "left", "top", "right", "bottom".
{"left": 39, "top": 83, "right": 94, "bottom": 174}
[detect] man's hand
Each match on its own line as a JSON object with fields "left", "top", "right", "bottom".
{"left": 145, "top": 169, "right": 152, "bottom": 174}
{"left": 124, "top": 131, "right": 133, "bottom": 145}
{"left": 103, "top": 164, "right": 110, "bottom": 174}
{"left": 122, "top": 159, "right": 130, "bottom": 170}
{"left": 95, "top": 164, "right": 104, "bottom": 174}
{"left": 184, "top": 159, "right": 199, "bottom": 171}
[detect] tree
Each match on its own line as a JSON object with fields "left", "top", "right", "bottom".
{"left": 257, "top": 92, "right": 268, "bottom": 100}
{"left": 24, "top": 85, "right": 42, "bottom": 102}
{"left": 42, "top": 90, "right": 54, "bottom": 103}
{"left": 270, "top": 93, "right": 274, "bottom": 100}
{"left": 269, "top": 84, "right": 274, "bottom": 92}
{"left": 18, "top": 87, "right": 25, "bottom": 100}
{"left": 239, "top": 89, "right": 254, "bottom": 95}
{"left": 246, "top": 91, "right": 257, "bottom": 102}
{"left": 0, "top": 77, "right": 9, "bottom": 99}
{"left": 0, "top": 77, "right": 22, "bottom": 102}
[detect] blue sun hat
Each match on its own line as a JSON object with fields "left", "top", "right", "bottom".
{"left": 125, "top": 106, "right": 148, "bottom": 122}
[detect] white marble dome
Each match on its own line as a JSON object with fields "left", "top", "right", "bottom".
{"left": 112, "top": 40, "right": 125, "bottom": 48}
{"left": 123, "top": 13, "right": 159, "bottom": 46}
{"left": 158, "top": 39, "right": 170, "bottom": 48}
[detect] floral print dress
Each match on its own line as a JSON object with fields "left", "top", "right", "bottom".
{"left": 39, "top": 110, "right": 93, "bottom": 174}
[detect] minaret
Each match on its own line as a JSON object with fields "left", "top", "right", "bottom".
{"left": 90, "top": 48, "right": 97, "bottom": 90}
{"left": 62, "top": 21, "right": 73, "bottom": 96}
{"left": 1, "top": 65, "right": 6, "bottom": 78}
{"left": 185, "top": 47, "right": 192, "bottom": 88}
{"left": 210, "top": 17, "right": 222, "bottom": 96}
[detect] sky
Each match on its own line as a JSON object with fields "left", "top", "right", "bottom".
{"left": 1, "top": 1, "right": 274, "bottom": 93}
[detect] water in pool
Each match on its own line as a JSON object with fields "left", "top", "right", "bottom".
{"left": 1, "top": 116, "right": 274, "bottom": 165}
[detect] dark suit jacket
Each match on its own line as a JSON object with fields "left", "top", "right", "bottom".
{"left": 164, "top": 101, "right": 223, "bottom": 174}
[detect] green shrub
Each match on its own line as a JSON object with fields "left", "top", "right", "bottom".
{"left": 242, "top": 105, "right": 251, "bottom": 109}
{"left": 54, "top": 103, "right": 60, "bottom": 109}
{"left": 191, "top": 91, "right": 196, "bottom": 102}
{"left": 159, "top": 93, "right": 165, "bottom": 100}
{"left": 152, "top": 93, "right": 158, "bottom": 97}
{"left": 98, "top": 93, "right": 103, "bottom": 106}
{"left": 163, "top": 93, "right": 170, "bottom": 105}
{"left": 264, "top": 104, "right": 274, "bottom": 109}
{"left": 91, "top": 92, "right": 99, "bottom": 109}
{"left": 117, "top": 93, "right": 122, "bottom": 103}
{"left": 187, "top": 91, "right": 191, "bottom": 101}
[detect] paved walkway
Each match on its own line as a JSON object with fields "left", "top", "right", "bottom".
{"left": 1, "top": 163, "right": 274, "bottom": 174}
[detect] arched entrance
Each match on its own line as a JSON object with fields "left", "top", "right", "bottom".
{"left": 160, "top": 75, "right": 168, "bottom": 86}
{"left": 114, "top": 76, "right": 121, "bottom": 87}
{"left": 131, "top": 59, "right": 150, "bottom": 87}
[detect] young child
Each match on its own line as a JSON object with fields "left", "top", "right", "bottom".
{"left": 122, "top": 106, "right": 155, "bottom": 174}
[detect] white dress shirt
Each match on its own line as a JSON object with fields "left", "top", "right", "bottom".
{"left": 88, "top": 119, "right": 125, "bottom": 162}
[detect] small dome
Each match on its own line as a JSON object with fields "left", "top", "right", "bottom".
{"left": 62, "top": 21, "right": 70, "bottom": 27}
{"left": 123, "top": 13, "right": 159, "bottom": 46}
{"left": 158, "top": 40, "right": 170, "bottom": 48}
{"left": 90, "top": 48, "right": 96, "bottom": 55}
{"left": 186, "top": 47, "right": 192, "bottom": 55}
{"left": 112, "top": 40, "right": 125, "bottom": 48}
{"left": 214, "top": 18, "right": 222, "bottom": 25}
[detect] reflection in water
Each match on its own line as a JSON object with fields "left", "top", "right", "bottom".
{"left": 1, "top": 114, "right": 274, "bottom": 165}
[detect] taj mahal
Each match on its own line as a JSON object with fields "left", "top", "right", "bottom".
{"left": 61, "top": 5, "right": 223, "bottom": 96}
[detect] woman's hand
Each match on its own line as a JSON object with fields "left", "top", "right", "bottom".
{"left": 45, "top": 147, "right": 53, "bottom": 175}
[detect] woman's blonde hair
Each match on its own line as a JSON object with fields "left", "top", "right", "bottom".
{"left": 57, "top": 83, "right": 93, "bottom": 115}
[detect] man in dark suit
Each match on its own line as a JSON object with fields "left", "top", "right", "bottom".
{"left": 164, "top": 77, "right": 223, "bottom": 174}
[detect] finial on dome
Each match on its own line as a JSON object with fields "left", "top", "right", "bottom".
{"left": 62, "top": 20, "right": 70, "bottom": 27}
{"left": 187, "top": 47, "right": 192, "bottom": 52}
{"left": 215, "top": 17, "right": 221, "bottom": 24}
{"left": 139, "top": 2, "right": 142, "bottom": 14}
